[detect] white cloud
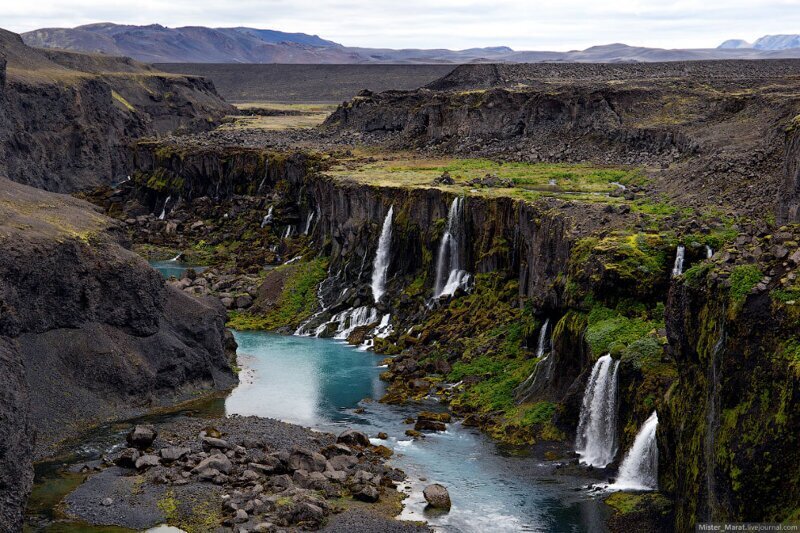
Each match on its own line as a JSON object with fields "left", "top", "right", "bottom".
{"left": 1, "top": 0, "right": 799, "bottom": 50}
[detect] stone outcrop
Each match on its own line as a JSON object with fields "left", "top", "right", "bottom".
{"left": 662, "top": 249, "right": 800, "bottom": 528}
{"left": 0, "top": 177, "right": 237, "bottom": 529}
{"left": 0, "top": 28, "right": 234, "bottom": 192}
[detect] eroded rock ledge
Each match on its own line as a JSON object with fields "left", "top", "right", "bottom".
{"left": 0, "top": 177, "right": 238, "bottom": 530}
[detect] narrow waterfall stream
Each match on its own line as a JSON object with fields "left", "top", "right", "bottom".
{"left": 158, "top": 195, "right": 171, "bottom": 220}
{"left": 514, "top": 319, "right": 553, "bottom": 400}
{"left": 261, "top": 205, "right": 274, "bottom": 228}
{"left": 672, "top": 245, "right": 685, "bottom": 277}
{"left": 371, "top": 205, "right": 394, "bottom": 302}
{"left": 611, "top": 411, "right": 659, "bottom": 491}
{"left": 575, "top": 354, "right": 620, "bottom": 468}
{"left": 434, "top": 197, "right": 471, "bottom": 297}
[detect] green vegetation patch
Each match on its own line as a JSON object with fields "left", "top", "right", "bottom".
{"left": 585, "top": 304, "right": 663, "bottom": 357}
{"left": 329, "top": 156, "right": 645, "bottom": 203}
{"left": 227, "top": 257, "right": 328, "bottom": 331}
{"left": 729, "top": 264, "right": 763, "bottom": 301}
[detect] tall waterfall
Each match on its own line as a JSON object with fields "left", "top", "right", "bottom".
{"left": 514, "top": 319, "right": 553, "bottom": 402}
{"left": 158, "top": 196, "right": 171, "bottom": 220}
{"left": 535, "top": 318, "right": 550, "bottom": 357}
{"left": 371, "top": 205, "right": 394, "bottom": 302}
{"left": 261, "top": 206, "right": 274, "bottom": 228}
{"left": 434, "top": 197, "right": 470, "bottom": 297}
{"left": 611, "top": 411, "right": 659, "bottom": 491}
{"left": 672, "top": 245, "right": 685, "bottom": 277}
{"left": 304, "top": 211, "right": 316, "bottom": 235}
{"left": 575, "top": 354, "right": 620, "bottom": 468}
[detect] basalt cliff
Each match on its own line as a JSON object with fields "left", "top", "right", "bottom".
{"left": 0, "top": 177, "right": 237, "bottom": 530}
{"left": 0, "top": 28, "right": 234, "bottom": 193}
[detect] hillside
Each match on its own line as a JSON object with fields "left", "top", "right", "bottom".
{"left": 21, "top": 23, "right": 800, "bottom": 64}
{"left": 155, "top": 63, "right": 456, "bottom": 103}
{"left": 0, "top": 28, "right": 234, "bottom": 191}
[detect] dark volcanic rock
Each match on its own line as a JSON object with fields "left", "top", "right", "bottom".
{"left": 0, "top": 177, "right": 237, "bottom": 523}
{"left": 0, "top": 338, "right": 33, "bottom": 531}
{"left": 126, "top": 425, "right": 157, "bottom": 449}
{"left": 0, "top": 28, "right": 234, "bottom": 192}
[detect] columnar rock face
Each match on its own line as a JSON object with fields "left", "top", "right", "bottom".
{"left": 0, "top": 338, "right": 33, "bottom": 531}
{"left": 0, "top": 177, "right": 237, "bottom": 529}
{"left": 781, "top": 124, "right": 800, "bottom": 222}
{"left": 662, "top": 254, "right": 800, "bottom": 528}
{"left": 0, "top": 28, "right": 234, "bottom": 193}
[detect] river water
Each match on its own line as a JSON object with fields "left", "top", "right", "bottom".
{"left": 229, "top": 332, "right": 609, "bottom": 533}
{"left": 26, "top": 330, "right": 609, "bottom": 532}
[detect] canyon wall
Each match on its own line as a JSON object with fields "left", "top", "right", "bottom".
{"left": 0, "top": 177, "right": 237, "bottom": 530}
{"left": 0, "top": 28, "right": 234, "bottom": 193}
{"left": 125, "top": 141, "right": 800, "bottom": 530}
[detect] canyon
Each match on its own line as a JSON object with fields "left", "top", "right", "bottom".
{"left": 1, "top": 26, "right": 799, "bottom": 532}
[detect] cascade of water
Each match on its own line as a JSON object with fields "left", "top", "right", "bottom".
{"left": 261, "top": 206, "right": 274, "bottom": 228}
{"left": 371, "top": 205, "right": 394, "bottom": 302}
{"left": 331, "top": 306, "right": 379, "bottom": 340}
{"left": 536, "top": 319, "right": 551, "bottom": 357}
{"left": 304, "top": 212, "right": 316, "bottom": 235}
{"left": 169, "top": 253, "right": 182, "bottom": 262}
{"left": 575, "top": 354, "right": 620, "bottom": 468}
{"left": 514, "top": 320, "right": 554, "bottom": 401}
{"left": 283, "top": 226, "right": 294, "bottom": 239}
{"left": 706, "top": 245, "right": 713, "bottom": 259}
{"left": 434, "top": 197, "right": 471, "bottom": 297}
{"left": 611, "top": 411, "right": 659, "bottom": 491}
{"left": 672, "top": 245, "right": 685, "bottom": 277}
{"left": 158, "top": 196, "right": 171, "bottom": 220}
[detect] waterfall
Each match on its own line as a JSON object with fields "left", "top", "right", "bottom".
{"left": 303, "top": 212, "right": 316, "bottom": 235}
{"left": 611, "top": 411, "right": 659, "bottom": 491}
{"left": 371, "top": 205, "right": 394, "bottom": 302}
{"left": 283, "top": 226, "right": 294, "bottom": 239}
{"left": 169, "top": 253, "right": 182, "bottom": 262}
{"left": 332, "top": 306, "right": 379, "bottom": 340}
{"left": 434, "top": 197, "right": 471, "bottom": 297}
{"left": 575, "top": 354, "right": 620, "bottom": 468}
{"left": 535, "top": 318, "right": 550, "bottom": 357}
{"left": 514, "top": 320, "right": 554, "bottom": 402}
{"left": 672, "top": 245, "right": 685, "bottom": 277}
{"left": 261, "top": 206, "right": 274, "bottom": 228}
{"left": 158, "top": 196, "right": 171, "bottom": 220}
{"left": 706, "top": 245, "right": 713, "bottom": 259}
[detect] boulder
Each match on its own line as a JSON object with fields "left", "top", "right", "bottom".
{"left": 193, "top": 453, "right": 233, "bottom": 475}
{"left": 160, "top": 446, "right": 190, "bottom": 463}
{"left": 288, "top": 448, "right": 327, "bottom": 473}
{"left": 126, "top": 425, "right": 157, "bottom": 449}
{"left": 353, "top": 485, "right": 380, "bottom": 503}
{"left": 336, "top": 429, "right": 370, "bottom": 448}
{"left": 423, "top": 483, "right": 451, "bottom": 510}
{"left": 113, "top": 448, "right": 141, "bottom": 468}
{"left": 135, "top": 454, "right": 160, "bottom": 470}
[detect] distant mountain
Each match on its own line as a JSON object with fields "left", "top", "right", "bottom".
{"left": 753, "top": 34, "right": 800, "bottom": 50}
{"left": 20, "top": 23, "right": 800, "bottom": 64}
{"left": 719, "top": 39, "right": 752, "bottom": 49}
{"left": 718, "top": 34, "right": 800, "bottom": 51}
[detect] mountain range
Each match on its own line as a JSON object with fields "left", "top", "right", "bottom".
{"left": 20, "top": 23, "right": 800, "bottom": 64}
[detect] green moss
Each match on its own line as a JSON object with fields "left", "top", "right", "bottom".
{"left": 585, "top": 305, "right": 661, "bottom": 357}
{"left": 157, "top": 491, "right": 179, "bottom": 522}
{"left": 683, "top": 262, "right": 712, "bottom": 288}
{"left": 227, "top": 257, "right": 328, "bottom": 331}
{"left": 729, "top": 264, "right": 763, "bottom": 301}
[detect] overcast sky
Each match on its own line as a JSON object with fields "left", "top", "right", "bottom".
{"left": 2, "top": 0, "right": 800, "bottom": 50}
